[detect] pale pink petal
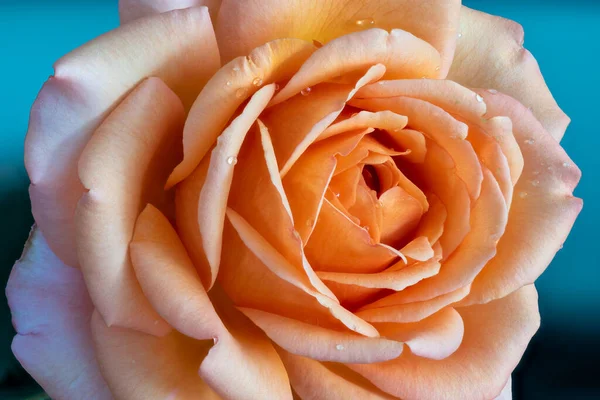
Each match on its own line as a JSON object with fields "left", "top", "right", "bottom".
{"left": 216, "top": 0, "right": 461, "bottom": 75}
{"left": 461, "top": 92, "right": 582, "bottom": 306}
{"left": 198, "top": 84, "right": 276, "bottom": 286}
{"left": 26, "top": 6, "right": 219, "bottom": 266}
{"left": 375, "top": 307, "right": 464, "bottom": 360}
{"left": 76, "top": 78, "right": 185, "bottom": 335}
{"left": 167, "top": 39, "right": 316, "bottom": 187}
{"left": 6, "top": 228, "right": 111, "bottom": 400}
{"left": 449, "top": 7, "right": 570, "bottom": 141}
{"left": 351, "top": 285, "right": 539, "bottom": 400}
{"left": 119, "top": 0, "right": 222, "bottom": 23}
{"left": 240, "top": 308, "right": 403, "bottom": 363}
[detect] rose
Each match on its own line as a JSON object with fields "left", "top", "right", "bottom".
{"left": 7, "top": 0, "right": 581, "bottom": 399}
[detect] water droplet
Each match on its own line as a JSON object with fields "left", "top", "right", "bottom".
{"left": 355, "top": 18, "right": 375, "bottom": 27}
{"left": 306, "top": 219, "right": 314, "bottom": 227}
{"left": 435, "top": 66, "right": 441, "bottom": 71}
{"left": 274, "top": 83, "right": 280, "bottom": 91}
{"left": 335, "top": 192, "right": 341, "bottom": 197}
{"left": 252, "top": 77, "right": 263, "bottom": 87}
{"left": 375, "top": 200, "right": 383, "bottom": 209}
{"left": 226, "top": 81, "right": 233, "bottom": 87}
{"left": 235, "top": 87, "right": 248, "bottom": 98}
{"left": 531, "top": 180, "right": 540, "bottom": 187}
{"left": 524, "top": 139, "right": 535, "bottom": 145}
{"left": 519, "top": 191, "right": 528, "bottom": 199}
{"left": 213, "top": 337, "right": 219, "bottom": 345}
{"left": 300, "top": 87, "right": 312, "bottom": 96}
{"left": 232, "top": 66, "right": 240, "bottom": 72}
{"left": 226, "top": 156, "right": 238, "bottom": 165}
{"left": 336, "top": 344, "right": 345, "bottom": 350}
{"left": 532, "top": 171, "right": 540, "bottom": 176}
{"left": 377, "top": 81, "right": 386, "bottom": 85}
{"left": 547, "top": 166, "right": 553, "bottom": 172}
{"left": 487, "top": 89, "right": 498, "bottom": 94}
{"left": 457, "top": 32, "right": 463, "bottom": 38}
{"left": 562, "top": 162, "right": 570, "bottom": 167}
{"left": 475, "top": 94, "right": 484, "bottom": 103}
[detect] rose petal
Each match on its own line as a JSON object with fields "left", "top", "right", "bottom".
{"left": 6, "top": 228, "right": 111, "bottom": 400}
{"left": 240, "top": 308, "right": 403, "bottom": 363}
{"left": 278, "top": 352, "right": 397, "bottom": 400}
{"left": 448, "top": 7, "right": 570, "bottom": 141}
{"left": 272, "top": 29, "right": 441, "bottom": 105}
{"left": 318, "top": 110, "right": 408, "bottom": 142}
{"left": 356, "top": 285, "right": 470, "bottom": 323}
{"left": 414, "top": 194, "right": 447, "bottom": 244}
{"left": 305, "top": 199, "right": 400, "bottom": 273}
{"left": 167, "top": 38, "right": 317, "bottom": 187}
{"left": 382, "top": 168, "right": 508, "bottom": 304}
{"left": 374, "top": 307, "right": 464, "bottom": 360}
{"left": 76, "top": 78, "right": 185, "bottom": 335}
{"left": 317, "top": 256, "right": 441, "bottom": 291}
{"left": 461, "top": 92, "right": 582, "bottom": 306}
{"left": 119, "top": 0, "right": 222, "bottom": 23}
{"left": 26, "top": 6, "right": 219, "bottom": 267}
{"left": 350, "top": 285, "right": 539, "bottom": 400}
{"left": 379, "top": 186, "right": 423, "bottom": 246}
{"left": 352, "top": 95, "right": 482, "bottom": 201}
{"left": 198, "top": 84, "right": 276, "bottom": 286}
{"left": 130, "top": 204, "right": 225, "bottom": 341}
{"left": 216, "top": 0, "right": 461, "bottom": 75}
{"left": 228, "top": 122, "right": 337, "bottom": 300}
{"left": 400, "top": 236, "right": 434, "bottom": 262}
{"left": 264, "top": 64, "right": 385, "bottom": 176}
{"left": 347, "top": 182, "right": 382, "bottom": 242}
{"left": 284, "top": 132, "right": 368, "bottom": 243}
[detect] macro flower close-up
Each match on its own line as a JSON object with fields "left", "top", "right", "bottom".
{"left": 5, "top": 0, "right": 583, "bottom": 399}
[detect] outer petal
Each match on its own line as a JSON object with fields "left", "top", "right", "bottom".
{"left": 76, "top": 78, "right": 183, "bottom": 335}
{"left": 6, "top": 228, "right": 111, "bottom": 400}
{"left": 461, "top": 92, "right": 582, "bottom": 306}
{"left": 26, "top": 6, "right": 219, "bottom": 266}
{"left": 119, "top": 0, "right": 222, "bottom": 23}
{"left": 279, "top": 352, "right": 397, "bottom": 400}
{"left": 216, "top": 0, "right": 461, "bottom": 75}
{"left": 448, "top": 7, "right": 570, "bottom": 141}
{"left": 351, "top": 285, "right": 540, "bottom": 400}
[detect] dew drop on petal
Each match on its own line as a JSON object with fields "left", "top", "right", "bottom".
{"left": 300, "top": 87, "right": 312, "bottom": 96}
{"left": 235, "top": 87, "right": 248, "bottom": 99}
{"left": 476, "top": 94, "right": 484, "bottom": 103}
{"left": 306, "top": 219, "right": 314, "bottom": 227}
{"left": 233, "top": 66, "right": 240, "bottom": 72}
{"left": 213, "top": 337, "right": 219, "bottom": 345}
{"left": 226, "top": 156, "right": 238, "bottom": 166}
{"left": 524, "top": 139, "right": 535, "bottom": 145}
{"left": 457, "top": 32, "right": 463, "bottom": 38}
{"left": 336, "top": 344, "right": 345, "bottom": 350}
{"left": 274, "top": 83, "right": 280, "bottom": 91}
{"left": 487, "top": 89, "right": 498, "bottom": 94}
{"left": 226, "top": 81, "right": 233, "bottom": 87}
{"left": 519, "top": 191, "right": 528, "bottom": 199}
{"left": 252, "top": 77, "right": 263, "bottom": 87}
{"left": 435, "top": 66, "right": 441, "bottom": 71}
{"left": 563, "top": 162, "right": 570, "bottom": 167}
{"left": 532, "top": 171, "right": 540, "bottom": 176}
{"left": 355, "top": 18, "right": 375, "bottom": 27}
{"left": 531, "top": 180, "right": 540, "bottom": 187}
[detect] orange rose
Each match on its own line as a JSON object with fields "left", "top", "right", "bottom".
{"left": 7, "top": 1, "right": 582, "bottom": 399}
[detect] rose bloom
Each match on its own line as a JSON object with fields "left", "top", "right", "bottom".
{"left": 7, "top": 0, "right": 582, "bottom": 399}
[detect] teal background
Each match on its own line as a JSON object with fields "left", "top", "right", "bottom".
{"left": 0, "top": 0, "right": 598, "bottom": 398}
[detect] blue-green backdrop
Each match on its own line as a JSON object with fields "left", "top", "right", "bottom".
{"left": 0, "top": 1, "right": 598, "bottom": 399}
